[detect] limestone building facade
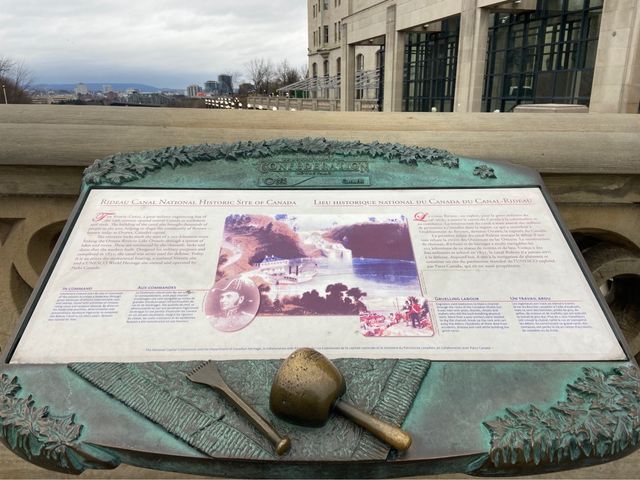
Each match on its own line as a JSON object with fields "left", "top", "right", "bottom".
{"left": 306, "top": 0, "right": 640, "bottom": 112}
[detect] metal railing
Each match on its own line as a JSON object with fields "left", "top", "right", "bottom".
{"left": 277, "top": 68, "right": 382, "bottom": 95}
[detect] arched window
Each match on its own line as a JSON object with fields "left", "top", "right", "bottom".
{"left": 336, "top": 57, "right": 341, "bottom": 76}
{"left": 376, "top": 49, "right": 383, "bottom": 69}
{"left": 323, "top": 59, "right": 329, "bottom": 77}
{"left": 356, "top": 53, "right": 364, "bottom": 71}
{"left": 312, "top": 62, "right": 318, "bottom": 78}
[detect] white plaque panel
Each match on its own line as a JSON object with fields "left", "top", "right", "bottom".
{"left": 10, "top": 188, "right": 626, "bottom": 363}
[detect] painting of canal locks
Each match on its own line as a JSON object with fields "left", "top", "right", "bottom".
{"left": 215, "top": 213, "right": 421, "bottom": 316}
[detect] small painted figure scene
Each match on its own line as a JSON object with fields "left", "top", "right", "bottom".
{"left": 203, "top": 276, "right": 260, "bottom": 332}
{"left": 215, "top": 213, "right": 421, "bottom": 315}
{"left": 360, "top": 296, "right": 434, "bottom": 337}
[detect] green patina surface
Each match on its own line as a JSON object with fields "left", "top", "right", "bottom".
{"left": 404, "top": 362, "right": 640, "bottom": 475}
{"left": 1, "top": 138, "right": 638, "bottom": 477}
{"left": 80, "top": 138, "right": 539, "bottom": 191}
{"left": 2, "top": 361, "right": 638, "bottom": 477}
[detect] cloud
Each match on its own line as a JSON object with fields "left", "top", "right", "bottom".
{"left": 0, "top": 0, "right": 308, "bottom": 88}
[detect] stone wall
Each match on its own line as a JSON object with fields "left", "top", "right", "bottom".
{"left": 1, "top": 105, "right": 639, "bottom": 354}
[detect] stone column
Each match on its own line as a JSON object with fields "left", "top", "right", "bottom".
{"left": 454, "top": 0, "right": 490, "bottom": 112}
{"left": 382, "top": 5, "right": 406, "bottom": 112}
{"left": 383, "top": 5, "right": 396, "bottom": 112}
{"left": 391, "top": 30, "right": 407, "bottom": 111}
{"left": 590, "top": 0, "right": 640, "bottom": 113}
{"left": 341, "top": 22, "right": 356, "bottom": 111}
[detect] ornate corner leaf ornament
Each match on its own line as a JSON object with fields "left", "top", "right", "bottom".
{"left": 473, "top": 164, "right": 497, "bottom": 179}
{"left": 83, "top": 138, "right": 461, "bottom": 186}
{"left": 0, "top": 374, "right": 119, "bottom": 474}
{"left": 477, "top": 366, "right": 640, "bottom": 474}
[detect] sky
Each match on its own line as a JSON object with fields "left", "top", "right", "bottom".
{"left": 0, "top": 0, "right": 308, "bottom": 89}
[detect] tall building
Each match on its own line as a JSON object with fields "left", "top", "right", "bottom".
{"left": 186, "top": 84, "right": 203, "bottom": 97}
{"left": 218, "top": 75, "right": 233, "bottom": 95}
{"left": 204, "top": 80, "right": 220, "bottom": 94}
{"left": 306, "top": 0, "right": 640, "bottom": 113}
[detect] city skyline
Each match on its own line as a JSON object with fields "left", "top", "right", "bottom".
{"left": 0, "top": 0, "right": 307, "bottom": 89}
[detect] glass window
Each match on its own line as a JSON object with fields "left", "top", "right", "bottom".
{"left": 402, "top": 17, "right": 460, "bottom": 112}
{"left": 483, "top": 0, "right": 602, "bottom": 111}
{"left": 587, "top": 11, "right": 601, "bottom": 38}
{"left": 494, "top": 27, "right": 508, "bottom": 51}
{"left": 512, "top": 23, "right": 525, "bottom": 49}
{"left": 584, "top": 39, "right": 598, "bottom": 68}
{"left": 541, "top": 45, "right": 556, "bottom": 71}
{"left": 376, "top": 49, "right": 384, "bottom": 69}
{"left": 545, "top": 0, "right": 563, "bottom": 14}
{"left": 526, "top": 21, "right": 540, "bottom": 47}
{"left": 567, "top": 0, "right": 587, "bottom": 11}
{"left": 578, "top": 69, "right": 593, "bottom": 97}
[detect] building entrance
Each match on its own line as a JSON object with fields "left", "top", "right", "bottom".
{"left": 402, "top": 17, "right": 460, "bottom": 112}
{"left": 483, "top": 0, "right": 603, "bottom": 112}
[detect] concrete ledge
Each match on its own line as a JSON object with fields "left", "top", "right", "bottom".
{"left": 0, "top": 105, "right": 639, "bottom": 174}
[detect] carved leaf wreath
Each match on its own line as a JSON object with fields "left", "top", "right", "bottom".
{"left": 82, "top": 138, "right": 462, "bottom": 185}
{"left": 0, "top": 374, "right": 118, "bottom": 474}
{"left": 482, "top": 366, "right": 640, "bottom": 470}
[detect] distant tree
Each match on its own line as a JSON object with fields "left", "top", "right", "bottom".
{"left": 246, "top": 58, "right": 274, "bottom": 95}
{"left": 258, "top": 283, "right": 274, "bottom": 312}
{"left": 298, "top": 63, "right": 309, "bottom": 80}
{"left": 0, "top": 57, "right": 32, "bottom": 103}
{"left": 238, "top": 83, "right": 255, "bottom": 96}
{"left": 274, "top": 60, "right": 300, "bottom": 90}
{"left": 272, "top": 283, "right": 367, "bottom": 315}
{"left": 346, "top": 287, "right": 367, "bottom": 312}
{"left": 300, "top": 289, "right": 324, "bottom": 313}
{"left": 325, "top": 283, "right": 349, "bottom": 312}
{"left": 272, "top": 298, "right": 283, "bottom": 313}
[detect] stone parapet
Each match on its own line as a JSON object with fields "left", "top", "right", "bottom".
{"left": 0, "top": 105, "right": 638, "bottom": 172}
